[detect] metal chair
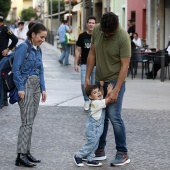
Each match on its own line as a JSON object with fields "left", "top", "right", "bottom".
{"left": 132, "top": 49, "right": 149, "bottom": 79}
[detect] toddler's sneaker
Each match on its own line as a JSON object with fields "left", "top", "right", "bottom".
{"left": 73, "top": 155, "right": 84, "bottom": 167}
{"left": 93, "top": 149, "right": 107, "bottom": 160}
{"left": 87, "top": 160, "right": 102, "bottom": 167}
{"left": 110, "top": 152, "right": 130, "bottom": 166}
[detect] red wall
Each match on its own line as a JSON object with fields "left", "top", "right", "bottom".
{"left": 127, "top": 0, "right": 147, "bottom": 40}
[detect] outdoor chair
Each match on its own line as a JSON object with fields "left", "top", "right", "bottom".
{"left": 132, "top": 49, "right": 149, "bottom": 79}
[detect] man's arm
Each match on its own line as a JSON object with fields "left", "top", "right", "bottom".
{"left": 2, "top": 29, "right": 18, "bottom": 56}
{"left": 67, "top": 25, "right": 72, "bottom": 33}
{"left": 84, "top": 43, "right": 96, "bottom": 88}
{"left": 74, "top": 46, "right": 81, "bottom": 72}
{"left": 105, "top": 84, "right": 114, "bottom": 105}
{"left": 99, "top": 81, "right": 104, "bottom": 96}
{"left": 7, "top": 29, "right": 18, "bottom": 50}
{"left": 108, "top": 57, "right": 130, "bottom": 102}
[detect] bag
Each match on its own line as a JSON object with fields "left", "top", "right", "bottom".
{"left": 9, "top": 88, "right": 19, "bottom": 104}
{"left": 1, "top": 56, "right": 15, "bottom": 92}
{"left": 1, "top": 42, "right": 31, "bottom": 92}
{"left": 65, "top": 32, "right": 76, "bottom": 44}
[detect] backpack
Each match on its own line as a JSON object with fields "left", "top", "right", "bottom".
{"left": 1, "top": 41, "right": 31, "bottom": 92}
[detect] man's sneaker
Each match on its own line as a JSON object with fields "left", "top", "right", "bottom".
{"left": 110, "top": 152, "right": 130, "bottom": 166}
{"left": 82, "top": 157, "right": 87, "bottom": 161}
{"left": 84, "top": 101, "right": 89, "bottom": 111}
{"left": 93, "top": 149, "right": 107, "bottom": 161}
{"left": 58, "top": 60, "right": 63, "bottom": 65}
{"left": 87, "top": 160, "right": 102, "bottom": 167}
{"left": 73, "top": 155, "right": 84, "bottom": 167}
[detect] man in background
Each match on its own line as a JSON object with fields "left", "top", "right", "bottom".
{"left": 0, "top": 12, "right": 18, "bottom": 106}
{"left": 74, "top": 16, "right": 96, "bottom": 111}
{"left": 127, "top": 19, "right": 135, "bottom": 40}
{"left": 57, "top": 20, "right": 72, "bottom": 65}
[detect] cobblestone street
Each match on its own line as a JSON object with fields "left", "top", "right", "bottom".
{"left": 0, "top": 105, "right": 170, "bottom": 170}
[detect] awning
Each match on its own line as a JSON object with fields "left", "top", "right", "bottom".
{"left": 72, "top": 2, "right": 83, "bottom": 12}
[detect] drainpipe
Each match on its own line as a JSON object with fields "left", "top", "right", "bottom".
{"left": 69, "top": 0, "right": 71, "bottom": 25}
{"left": 147, "top": 0, "right": 151, "bottom": 47}
{"left": 50, "top": 0, "right": 53, "bottom": 32}
{"left": 88, "top": 0, "right": 92, "bottom": 16}
{"left": 107, "top": 0, "right": 110, "bottom": 12}
{"left": 83, "top": 0, "right": 86, "bottom": 32}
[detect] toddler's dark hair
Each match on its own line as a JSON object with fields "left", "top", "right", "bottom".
{"left": 85, "top": 85, "right": 99, "bottom": 97}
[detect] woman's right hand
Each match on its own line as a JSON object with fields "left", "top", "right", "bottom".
{"left": 18, "top": 91, "right": 25, "bottom": 100}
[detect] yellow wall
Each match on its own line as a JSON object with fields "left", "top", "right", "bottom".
{"left": 15, "top": 0, "right": 33, "bottom": 17}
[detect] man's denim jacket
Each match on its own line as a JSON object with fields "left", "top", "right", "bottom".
{"left": 12, "top": 39, "right": 45, "bottom": 92}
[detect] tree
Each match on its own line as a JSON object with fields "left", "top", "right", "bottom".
{"left": 0, "top": 0, "right": 11, "bottom": 19}
{"left": 21, "top": 7, "right": 38, "bottom": 21}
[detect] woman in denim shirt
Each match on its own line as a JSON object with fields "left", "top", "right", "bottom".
{"left": 12, "top": 23, "right": 47, "bottom": 167}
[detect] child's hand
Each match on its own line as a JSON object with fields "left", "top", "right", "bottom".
{"left": 107, "top": 83, "right": 114, "bottom": 92}
{"left": 100, "top": 81, "right": 104, "bottom": 87}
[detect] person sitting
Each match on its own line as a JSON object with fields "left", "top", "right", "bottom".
{"left": 133, "top": 33, "right": 142, "bottom": 49}
{"left": 147, "top": 41, "right": 170, "bottom": 79}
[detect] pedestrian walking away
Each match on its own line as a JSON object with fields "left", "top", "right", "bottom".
{"left": 74, "top": 16, "right": 96, "bottom": 111}
{"left": 57, "top": 20, "right": 72, "bottom": 65}
{"left": 74, "top": 82, "right": 113, "bottom": 167}
{"left": 0, "top": 12, "right": 18, "bottom": 107}
{"left": 85, "top": 12, "right": 131, "bottom": 166}
{"left": 12, "top": 22, "right": 47, "bottom": 167}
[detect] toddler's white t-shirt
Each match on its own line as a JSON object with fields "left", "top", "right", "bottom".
{"left": 90, "top": 99, "right": 106, "bottom": 120}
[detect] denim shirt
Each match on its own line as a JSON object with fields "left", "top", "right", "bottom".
{"left": 12, "top": 39, "right": 46, "bottom": 92}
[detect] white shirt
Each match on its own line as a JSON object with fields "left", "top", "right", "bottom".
{"left": 14, "top": 28, "right": 27, "bottom": 46}
{"left": 90, "top": 99, "right": 106, "bottom": 120}
{"left": 166, "top": 45, "right": 170, "bottom": 55}
{"left": 133, "top": 38, "right": 142, "bottom": 48}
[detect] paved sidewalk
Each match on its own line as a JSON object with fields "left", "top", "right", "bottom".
{"left": 41, "top": 42, "right": 170, "bottom": 111}
{"left": 0, "top": 42, "right": 170, "bottom": 170}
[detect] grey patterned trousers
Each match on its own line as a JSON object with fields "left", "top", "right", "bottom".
{"left": 17, "top": 75, "right": 41, "bottom": 154}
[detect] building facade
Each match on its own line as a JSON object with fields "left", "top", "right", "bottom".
{"left": 147, "top": 0, "right": 170, "bottom": 49}
{"left": 127, "top": 0, "right": 147, "bottom": 43}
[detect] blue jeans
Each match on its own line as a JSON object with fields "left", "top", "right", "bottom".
{"left": 76, "top": 110, "right": 105, "bottom": 161}
{"left": 96, "top": 80, "right": 127, "bottom": 152}
{"left": 81, "top": 64, "right": 96, "bottom": 101}
{"left": 59, "top": 42, "right": 71, "bottom": 65}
